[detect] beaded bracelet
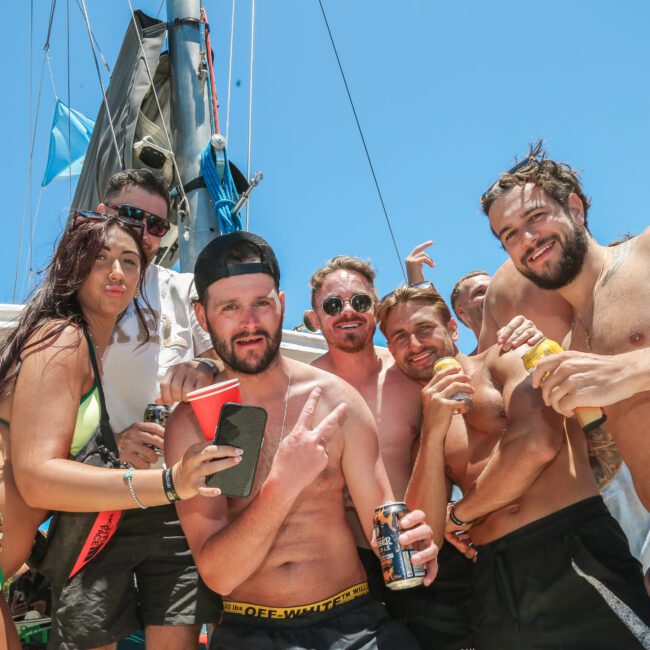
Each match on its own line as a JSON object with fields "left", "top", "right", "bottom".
{"left": 123, "top": 469, "right": 148, "bottom": 510}
{"left": 163, "top": 467, "right": 181, "bottom": 503}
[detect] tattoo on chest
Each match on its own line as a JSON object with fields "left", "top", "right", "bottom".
{"left": 601, "top": 238, "right": 637, "bottom": 288}
{"left": 587, "top": 424, "right": 622, "bottom": 489}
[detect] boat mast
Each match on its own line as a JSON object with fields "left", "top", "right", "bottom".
{"left": 166, "top": 0, "right": 218, "bottom": 271}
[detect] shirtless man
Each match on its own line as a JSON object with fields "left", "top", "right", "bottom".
{"left": 306, "top": 256, "right": 447, "bottom": 647}
{"left": 379, "top": 283, "right": 650, "bottom": 649}
{"left": 481, "top": 146, "right": 650, "bottom": 578}
{"left": 165, "top": 232, "right": 438, "bottom": 650}
{"left": 307, "top": 256, "right": 543, "bottom": 649}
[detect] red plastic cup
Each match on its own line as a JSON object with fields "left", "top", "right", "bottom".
{"left": 188, "top": 381, "right": 242, "bottom": 440}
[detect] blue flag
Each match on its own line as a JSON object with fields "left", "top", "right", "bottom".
{"left": 41, "top": 99, "right": 95, "bottom": 187}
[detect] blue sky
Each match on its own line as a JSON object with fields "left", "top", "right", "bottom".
{"left": 2, "top": 1, "right": 650, "bottom": 352}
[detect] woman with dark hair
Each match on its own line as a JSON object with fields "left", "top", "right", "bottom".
{"left": 0, "top": 215, "right": 239, "bottom": 648}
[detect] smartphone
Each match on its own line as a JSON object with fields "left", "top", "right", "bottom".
{"left": 206, "top": 402, "right": 267, "bottom": 498}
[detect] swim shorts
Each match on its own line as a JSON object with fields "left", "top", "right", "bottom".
{"left": 48, "top": 505, "right": 221, "bottom": 649}
{"left": 472, "top": 496, "right": 650, "bottom": 650}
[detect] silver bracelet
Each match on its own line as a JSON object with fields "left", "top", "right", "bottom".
{"left": 123, "top": 469, "right": 148, "bottom": 510}
{"left": 193, "top": 357, "right": 218, "bottom": 377}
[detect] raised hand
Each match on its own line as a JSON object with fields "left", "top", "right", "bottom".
{"left": 269, "top": 387, "right": 348, "bottom": 498}
{"left": 405, "top": 241, "right": 434, "bottom": 285}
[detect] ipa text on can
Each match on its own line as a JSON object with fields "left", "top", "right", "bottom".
{"left": 373, "top": 501, "right": 425, "bottom": 590}
{"left": 433, "top": 357, "right": 473, "bottom": 410}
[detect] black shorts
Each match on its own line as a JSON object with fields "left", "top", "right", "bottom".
{"left": 48, "top": 505, "right": 222, "bottom": 649}
{"left": 386, "top": 543, "right": 474, "bottom": 650}
{"left": 472, "top": 496, "right": 650, "bottom": 650}
{"left": 211, "top": 587, "right": 420, "bottom": 650}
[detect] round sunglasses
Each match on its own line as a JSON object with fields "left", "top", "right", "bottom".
{"left": 104, "top": 202, "right": 171, "bottom": 238}
{"left": 321, "top": 293, "right": 374, "bottom": 317}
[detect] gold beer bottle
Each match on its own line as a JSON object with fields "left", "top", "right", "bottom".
{"left": 521, "top": 338, "right": 606, "bottom": 432}
{"left": 433, "top": 357, "right": 473, "bottom": 410}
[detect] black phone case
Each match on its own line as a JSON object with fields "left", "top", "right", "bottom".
{"left": 206, "top": 403, "right": 267, "bottom": 498}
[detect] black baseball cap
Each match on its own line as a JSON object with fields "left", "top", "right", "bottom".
{"left": 194, "top": 231, "right": 281, "bottom": 301}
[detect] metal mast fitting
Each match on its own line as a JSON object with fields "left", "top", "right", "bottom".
{"left": 166, "top": 0, "right": 217, "bottom": 272}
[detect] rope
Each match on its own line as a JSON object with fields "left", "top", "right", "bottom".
{"left": 317, "top": 0, "right": 406, "bottom": 281}
{"left": 15, "top": 0, "right": 53, "bottom": 302}
{"left": 66, "top": 0, "right": 72, "bottom": 202}
{"left": 246, "top": 0, "right": 256, "bottom": 230}
{"left": 21, "top": 188, "right": 45, "bottom": 297}
{"left": 199, "top": 7, "right": 215, "bottom": 134}
{"left": 225, "top": 0, "right": 236, "bottom": 142}
{"left": 74, "top": 0, "right": 111, "bottom": 72}
{"left": 126, "top": 0, "right": 190, "bottom": 227}
{"left": 201, "top": 6, "right": 221, "bottom": 134}
{"left": 200, "top": 141, "right": 242, "bottom": 234}
{"left": 79, "top": 0, "right": 123, "bottom": 168}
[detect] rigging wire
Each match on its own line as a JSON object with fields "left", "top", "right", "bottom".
{"left": 225, "top": 0, "right": 236, "bottom": 142}
{"left": 246, "top": 0, "right": 255, "bottom": 230}
{"left": 74, "top": 0, "right": 111, "bottom": 72}
{"left": 201, "top": 6, "right": 221, "bottom": 134}
{"left": 317, "top": 0, "right": 406, "bottom": 281}
{"left": 78, "top": 0, "right": 123, "bottom": 168}
{"left": 15, "top": 0, "right": 55, "bottom": 302}
{"left": 125, "top": 0, "right": 190, "bottom": 223}
{"left": 67, "top": 0, "right": 72, "bottom": 204}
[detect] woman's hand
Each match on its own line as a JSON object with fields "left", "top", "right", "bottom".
{"left": 171, "top": 442, "right": 243, "bottom": 499}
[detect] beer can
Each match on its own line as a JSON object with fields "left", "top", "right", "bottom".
{"left": 144, "top": 404, "right": 170, "bottom": 428}
{"left": 144, "top": 404, "right": 170, "bottom": 466}
{"left": 521, "top": 338, "right": 607, "bottom": 433}
{"left": 433, "top": 357, "right": 473, "bottom": 410}
{"left": 374, "top": 501, "right": 425, "bottom": 590}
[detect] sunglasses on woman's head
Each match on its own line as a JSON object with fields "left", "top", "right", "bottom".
{"left": 70, "top": 210, "right": 145, "bottom": 238}
{"left": 104, "top": 203, "right": 171, "bottom": 238}
{"left": 321, "top": 293, "right": 374, "bottom": 317}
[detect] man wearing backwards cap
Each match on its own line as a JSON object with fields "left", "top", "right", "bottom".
{"left": 166, "top": 231, "right": 439, "bottom": 649}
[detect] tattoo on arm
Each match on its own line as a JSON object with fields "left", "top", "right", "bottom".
{"left": 587, "top": 424, "right": 622, "bottom": 489}
{"left": 601, "top": 238, "right": 637, "bottom": 288}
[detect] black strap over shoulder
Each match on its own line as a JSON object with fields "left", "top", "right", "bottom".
{"left": 83, "top": 328, "right": 118, "bottom": 456}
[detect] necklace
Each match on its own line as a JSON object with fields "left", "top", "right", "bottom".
{"left": 260, "top": 368, "right": 292, "bottom": 472}
{"left": 573, "top": 252, "right": 608, "bottom": 352}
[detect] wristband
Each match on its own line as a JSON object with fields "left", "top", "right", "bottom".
{"left": 123, "top": 469, "right": 148, "bottom": 509}
{"left": 193, "top": 357, "right": 218, "bottom": 377}
{"left": 163, "top": 467, "right": 181, "bottom": 503}
{"left": 449, "top": 502, "right": 473, "bottom": 527}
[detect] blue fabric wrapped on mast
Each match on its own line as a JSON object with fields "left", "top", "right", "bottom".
{"left": 200, "top": 141, "right": 242, "bottom": 234}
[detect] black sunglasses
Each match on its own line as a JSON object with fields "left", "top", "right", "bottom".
{"left": 71, "top": 210, "right": 145, "bottom": 238}
{"left": 321, "top": 293, "right": 374, "bottom": 317}
{"left": 104, "top": 202, "right": 171, "bottom": 238}
{"left": 480, "top": 153, "right": 542, "bottom": 203}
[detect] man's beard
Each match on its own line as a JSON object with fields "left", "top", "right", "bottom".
{"left": 520, "top": 222, "right": 589, "bottom": 290}
{"left": 329, "top": 321, "right": 376, "bottom": 354}
{"left": 206, "top": 321, "right": 283, "bottom": 374}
